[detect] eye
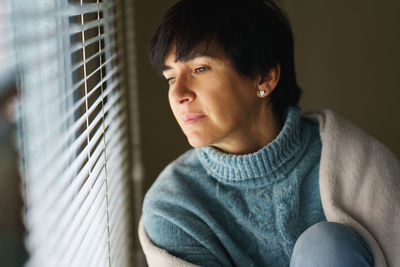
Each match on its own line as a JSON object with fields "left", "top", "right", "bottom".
{"left": 166, "top": 77, "right": 176, "bottom": 85}
{"left": 194, "top": 66, "right": 209, "bottom": 73}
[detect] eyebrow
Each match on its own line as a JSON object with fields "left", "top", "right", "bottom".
{"left": 162, "top": 51, "right": 221, "bottom": 72}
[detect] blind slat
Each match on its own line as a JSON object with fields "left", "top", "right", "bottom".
{"left": 27, "top": 101, "right": 127, "bottom": 242}
{"left": 28, "top": 77, "right": 122, "bottom": 182}
{"left": 17, "top": 25, "right": 121, "bottom": 69}
{"left": 7, "top": 2, "right": 115, "bottom": 20}
{"left": 11, "top": 0, "right": 135, "bottom": 265}
{"left": 72, "top": 220, "right": 109, "bottom": 267}
{"left": 28, "top": 95, "right": 124, "bottom": 219}
{"left": 27, "top": 65, "right": 122, "bottom": 143}
{"left": 58, "top": 185, "right": 108, "bottom": 266}
{"left": 1, "top": 12, "right": 118, "bottom": 50}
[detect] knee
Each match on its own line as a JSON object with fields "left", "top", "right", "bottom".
{"left": 290, "top": 222, "right": 374, "bottom": 267}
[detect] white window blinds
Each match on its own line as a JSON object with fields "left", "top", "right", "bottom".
{"left": 3, "top": 0, "right": 140, "bottom": 265}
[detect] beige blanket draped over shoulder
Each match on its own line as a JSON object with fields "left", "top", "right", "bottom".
{"left": 139, "top": 109, "right": 400, "bottom": 267}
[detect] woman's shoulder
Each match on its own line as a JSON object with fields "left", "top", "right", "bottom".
{"left": 146, "top": 149, "right": 207, "bottom": 193}
{"left": 141, "top": 149, "right": 227, "bottom": 265}
{"left": 142, "top": 148, "right": 213, "bottom": 217}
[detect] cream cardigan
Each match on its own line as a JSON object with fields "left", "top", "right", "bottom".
{"left": 139, "top": 110, "right": 400, "bottom": 267}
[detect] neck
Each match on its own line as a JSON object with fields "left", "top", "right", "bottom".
{"left": 213, "top": 105, "right": 282, "bottom": 155}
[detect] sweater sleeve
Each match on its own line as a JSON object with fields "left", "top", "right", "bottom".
{"left": 143, "top": 213, "right": 223, "bottom": 267}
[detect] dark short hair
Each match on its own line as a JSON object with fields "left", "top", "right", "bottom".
{"left": 149, "top": 0, "right": 301, "bottom": 116}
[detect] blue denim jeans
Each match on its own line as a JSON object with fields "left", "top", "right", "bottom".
{"left": 290, "top": 222, "right": 374, "bottom": 267}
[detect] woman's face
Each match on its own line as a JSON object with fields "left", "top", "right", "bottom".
{"left": 162, "top": 47, "right": 270, "bottom": 153}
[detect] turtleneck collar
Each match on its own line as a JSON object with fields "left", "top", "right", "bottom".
{"left": 196, "top": 106, "right": 305, "bottom": 185}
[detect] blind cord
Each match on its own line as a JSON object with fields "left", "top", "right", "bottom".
{"left": 96, "top": 0, "right": 112, "bottom": 266}
{"left": 80, "top": 0, "right": 92, "bottom": 178}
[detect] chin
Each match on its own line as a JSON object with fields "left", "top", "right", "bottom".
{"left": 187, "top": 138, "right": 207, "bottom": 148}
{"left": 186, "top": 134, "right": 213, "bottom": 148}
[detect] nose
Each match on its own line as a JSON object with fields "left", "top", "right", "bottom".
{"left": 169, "top": 74, "right": 195, "bottom": 104}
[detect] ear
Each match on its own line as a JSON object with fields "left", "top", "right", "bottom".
{"left": 256, "top": 64, "right": 281, "bottom": 98}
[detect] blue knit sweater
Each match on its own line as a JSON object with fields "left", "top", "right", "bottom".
{"left": 142, "top": 106, "right": 326, "bottom": 266}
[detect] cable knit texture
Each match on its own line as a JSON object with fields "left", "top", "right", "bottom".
{"left": 142, "top": 106, "right": 325, "bottom": 266}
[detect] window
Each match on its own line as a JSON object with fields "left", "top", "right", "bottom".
{"left": 0, "top": 0, "right": 143, "bottom": 266}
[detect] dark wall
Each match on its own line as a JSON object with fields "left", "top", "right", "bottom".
{"left": 282, "top": 0, "right": 400, "bottom": 159}
{"left": 133, "top": 0, "right": 184, "bottom": 192}
{"left": 133, "top": 0, "right": 400, "bottom": 192}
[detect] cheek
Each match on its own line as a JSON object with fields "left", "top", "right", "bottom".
{"left": 212, "top": 87, "right": 249, "bottom": 118}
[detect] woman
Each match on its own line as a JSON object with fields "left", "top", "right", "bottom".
{"left": 139, "top": 0, "right": 400, "bottom": 266}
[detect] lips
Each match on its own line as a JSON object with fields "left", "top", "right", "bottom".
{"left": 181, "top": 113, "right": 206, "bottom": 126}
